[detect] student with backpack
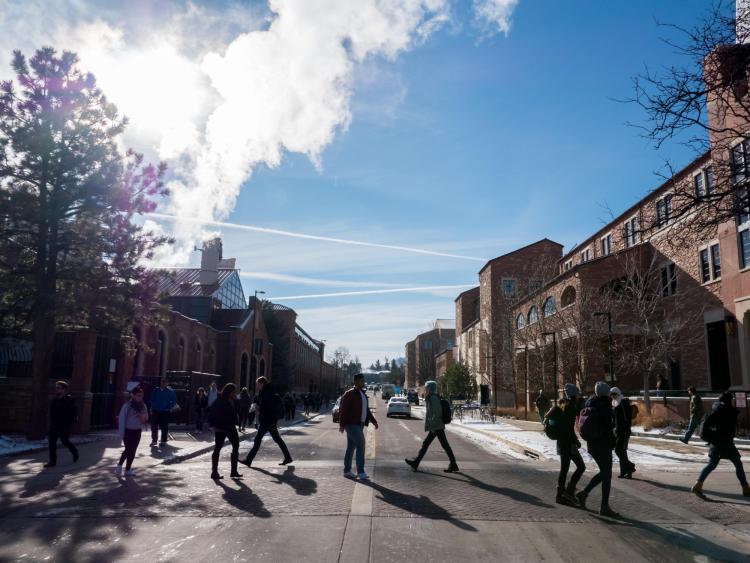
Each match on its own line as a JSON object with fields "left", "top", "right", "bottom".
{"left": 240, "top": 377, "right": 292, "bottom": 468}
{"left": 610, "top": 387, "right": 636, "bottom": 479}
{"left": 209, "top": 383, "right": 242, "bottom": 480}
{"left": 575, "top": 381, "right": 619, "bottom": 517}
{"left": 547, "top": 383, "right": 586, "bottom": 506}
{"left": 692, "top": 391, "right": 750, "bottom": 498}
{"left": 405, "top": 380, "right": 458, "bottom": 473}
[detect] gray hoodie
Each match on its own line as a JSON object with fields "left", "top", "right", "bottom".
{"left": 118, "top": 401, "right": 148, "bottom": 438}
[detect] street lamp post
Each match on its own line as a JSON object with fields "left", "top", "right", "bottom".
{"left": 594, "top": 312, "right": 614, "bottom": 382}
{"left": 542, "top": 331, "right": 557, "bottom": 398}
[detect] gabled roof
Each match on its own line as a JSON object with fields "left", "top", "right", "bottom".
{"left": 479, "top": 238, "right": 563, "bottom": 275}
{"left": 454, "top": 286, "right": 479, "bottom": 303}
{"left": 157, "top": 268, "right": 236, "bottom": 298}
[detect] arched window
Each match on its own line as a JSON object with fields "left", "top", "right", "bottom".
{"left": 516, "top": 314, "right": 525, "bottom": 329}
{"left": 561, "top": 286, "right": 576, "bottom": 308}
{"left": 194, "top": 340, "right": 203, "bottom": 372}
{"left": 528, "top": 306, "right": 538, "bottom": 324}
{"left": 543, "top": 296, "right": 556, "bottom": 318}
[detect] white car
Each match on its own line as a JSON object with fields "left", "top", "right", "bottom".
{"left": 386, "top": 396, "right": 411, "bottom": 418}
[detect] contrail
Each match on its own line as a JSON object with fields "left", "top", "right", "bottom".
{"left": 270, "top": 284, "right": 477, "bottom": 301}
{"left": 147, "top": 213, "right": 488, "bottom": 262}
{"left": 239, "top": 271, "right": 406, "bottom": 288}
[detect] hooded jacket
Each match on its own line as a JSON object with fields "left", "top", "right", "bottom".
{"left": 583, "top": 395, "right": 615, "bottom": 451}
{"left": 424, "top": 393, "right": 445, "bottom": 432}
{"left": 49, "top": 394, "right": 77, "bottom": 429}
{"left": 208, "top": 395, "right": 237, "bottom": 432}
{"left": 706, "top": 400, "right": 740, "bottom": 458}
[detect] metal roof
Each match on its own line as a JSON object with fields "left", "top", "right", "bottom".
{"left": 157, "top": 268, "right": 236, "bottom": 298}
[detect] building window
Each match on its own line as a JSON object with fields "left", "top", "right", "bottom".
{"left": 561, "top": 286, "right": 576, "bottom": 308}
{"left": 732, "top": 139, "right": 750, "bottom": 184}
{"left": 563, "top": 259, "right": 573, "bottom": 272}
{"left": 624, "top": 216, "right": 638, "bottom": 247}
{"left": 699, "top": 249, "right": 710, "bottom": 283}
{"left": 528, "top": 306, "right": 539, "bottom": 324}
{"left": 740, "top": 229, "right": 750, "bottom": 269}
{"left": 711, "top": 244, "right": 721, "bottom": 279}
{"left": 580, "top": 247, "right": 591, "bottom": 263}
{"left": 529, "top": 279, "right": 543, "bottom": 293}
{"left": 694, "top": 167, "right": 714, "bottom": 200}
{"left": 516, "top": 314, "right": 525, "bottom": 329}
{"left": 600, "top": 234, "right": 612, "bottom": 256}
{"left": 656, "top": 194, "right": 673, "bottom": 228}
{"left": 501, "top": 278, "right": 517, "bottom": 298}
{"left": 542, "top": 296, "right": 556, "bottom": 317}
{"left": 660, "top": 263, "right": 678, "bottom": 296}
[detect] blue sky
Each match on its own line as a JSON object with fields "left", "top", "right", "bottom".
{"left": 0, "top": 0, "right": 719, "bottom": 365}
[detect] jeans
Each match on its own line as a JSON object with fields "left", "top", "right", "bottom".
{"left": 48, "top": 426, "right": 78, "bottom": 464}
{"left": 118, "top": 428, "right": 142, "bottom": 470}
{"left": 414, "top": 430, "right": 456, "bottom": 466}
{"left": 558, "top": 444, "right": 585, "bottom": 489}
{"left": 151, "top": 410, "right": 170, "bottom": 443}
{"left": 244, "top": 423, "right": 291, "bottom": 463}
{"left": 213, "top": 427, "right": 240, "bottom": 474}
{"left": 683, "top": 415, "right": 702, "bottom": 442}
{"left": 698, "top": 451, "right": 748, "bottom": 485}
{"left": 344, "top": 424, "right": 366, "bottom": 474}
{"left": 582, "top": 446, "right": 613, "bottom": 509}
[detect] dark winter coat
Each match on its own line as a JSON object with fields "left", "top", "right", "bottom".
{"left": 556, "top": 400, "right": 581, "bottom": 454}
{"left": 689, "top": 395, "right": 704, "bottom": 419}
{"left": 705, "top": 401, "right": 740, "bottom": 459}
{"left": 236, "top": 393, "right": 251, "bottom": 414}
{"left": 338, "top": 386, "right": 377, "bottom": 427}
{"left": 256, "top": 385, "right": 282, "bottom": 427}
{"left": 49, "top": 394, "right": 77, "bottom": 429}
{"left": 613, "top": 397, "right": 633, "bottom": 446}
{"left": 195, "top": 394, "right": 208, "bottom": 416}
{"left": 208, "top": 396, "right": 237, "bottom": 432}
{"left": 583, "top": 395, "right": 615, "bottom": 452}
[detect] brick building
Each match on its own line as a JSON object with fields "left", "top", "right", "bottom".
{"left": 404, "top": 339, "right": 416, "bottom": 388}
{"left": 404, "top": 320, "right": 455, "bottom": 389}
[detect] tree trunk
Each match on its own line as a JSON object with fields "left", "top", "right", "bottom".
{"left": 643, "top": 372, "right": 652, "bottom": 416}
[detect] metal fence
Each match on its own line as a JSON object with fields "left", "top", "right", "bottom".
{"left": 140, "top": 372, "right": 222, "bottom": 425}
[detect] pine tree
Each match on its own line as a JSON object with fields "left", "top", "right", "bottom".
{"left": 0, "top": 48, "right": 168, "bottom": 438}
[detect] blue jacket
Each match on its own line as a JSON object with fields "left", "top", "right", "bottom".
{"left": 150, "top": 387, "right": 177, "bottom": 412}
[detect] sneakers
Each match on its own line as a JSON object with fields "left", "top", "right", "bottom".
{"left": 444, "top": 463, "right": 459, "bottom": 473}
{"left": 149, "top": 442, "right": 157, "bottom": 447}
{"left": 211, "top": 472, "right": 224, "bottom": 480}
{"left": 343, "top": 471, "right": 357, "bottom": 479}
{"left": 405, "top": 458, "right": 419, "bottom": 472}
{"left": 230, "top": 472, "right": 243, "bottom": 479}
{"left": 599, "top": 506, "right": 620, "bottom": 518}
{"left": 114, "top": 464, "right": 123, "bottom": 476}
{"left": 279, "top": 457, "right": 293, "bottom": 466}
{"left": 124, "top": 469, "right": 135, "bottom": 477}
{"left": 357, "top": 472, "right": 370, "bottom": 480}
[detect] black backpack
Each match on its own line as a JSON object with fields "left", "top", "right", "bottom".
{"left": 543, "top": 406, "right": 563, "bottom": 440}
{"left": 440, "top": 396, "right": 452, "bottom": 424}
{"left": 700, "top": 410, "right": 719, "bottom": 444}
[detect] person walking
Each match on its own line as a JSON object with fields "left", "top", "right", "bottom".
{"left": 681, "top": 386, "right": 704, "bottom": 444}
{"left": 44, "top": 381, "right": 79, "bottom": 468}
{"left": 405, "top": 380, "right": 458, "bottom": 473}
{"left": 692, "top": 391, "right": 750, "bottom": 498}
{"left": 610, "top": 386, "right": 636, "bottom": 479}
{"left": 115, "top": 386, "right": 148, "bottom": 476}
{"left": 284, "top": 393, "right": 295, "bottom": 421}
{"left": 194, "top": 387, "right": 208, "bottom": 434}
{"left": 240, "top": 377, "right": 293, "bottom": 468}
{"left": 207, "top": 382, "right": 219, "bottom": 408}
{"left": 236, "top": 387, "right": 251, "bottom": 431}
{"left": 149, "top": 377, "right": 177, "bottom": 447}
{"left": 554, "top": 383, "right": 586, "bottom": 505}
{"left": 338, "top": 373, "right": 379, "bottom": 480}
{"left": 209, "top": 383, "right": 242, "bottom": 480}
{"left": 535, "top": 390, "right": 550, "bottom": 424}
{"left": 303, "top": 393, "right": 311, "bottom": 417}
{"left": 576, "top": 381, "right": 619, "bottom": 517}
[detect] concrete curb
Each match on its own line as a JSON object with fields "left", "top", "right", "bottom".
{"left": 161, "top": 409, "right": 332, "bottom": 465}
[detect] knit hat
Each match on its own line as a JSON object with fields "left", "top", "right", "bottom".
{"left": 564, "top": 383, "right": 579, "bottom": 398}
{"left": 425, "top": 380, "right": 438, "bottom": 393}
{"left": 594, "top": 381, "right": 610, "bottom": 398}
{"left": 609, "top": 386, "right": 622, "bottom": 396}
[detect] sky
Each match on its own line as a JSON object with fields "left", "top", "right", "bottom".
{"left": 0, "top": 0, "right": 721, "bottom": 366}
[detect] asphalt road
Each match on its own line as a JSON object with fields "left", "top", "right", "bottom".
{"left": 2, "top": 401, "right": 750, "bottom": 562}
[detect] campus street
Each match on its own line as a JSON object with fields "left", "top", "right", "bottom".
{"left": 1, "top": 402, "right": 750, "bottom": 562}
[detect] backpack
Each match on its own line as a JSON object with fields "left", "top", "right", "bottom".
{"left": 576, "top": 405, "right": 601, "bottom": 442}
{"left": 543, "top": 406, "right": 563, "bottom": 440}
{"left": 699, "top": 410, "right": 719, "bottom": 444}
{"left": 272, "top": 393, "right": 285, "bottom": 421}
{"left": 440, "top": 396, "right": 452, "bottom": 424}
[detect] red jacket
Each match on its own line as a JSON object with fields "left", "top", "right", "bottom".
{"left": 339, "top": 386, "right": 377, "bottom": 427}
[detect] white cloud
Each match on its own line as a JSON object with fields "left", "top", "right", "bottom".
{"left": 472, "top": 0, "right": 518, "bottom": 36}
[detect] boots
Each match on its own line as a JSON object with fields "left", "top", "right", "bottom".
{"left": 556, "top": 486, "right": 576, "bottom": 506}
{"left": 211, "top": 458, "right": 223, "bottom": 480}
{"left": 405, "top": 458, "right": 419, "bottom": 472}
{"left": 562, "top": 483, "right": 578, "bottom": 505}
{"left": 691, "top": 480, "right": 703, "bottom": 497}
{"left": 599, "top": 505, "right": 620, "bottom": 518}
{"left": 444, "top": 462, "right": 459, "bottom": 473}
{"left": 742, "top": 483, "right": 750, "bottom": 496}
{"left": 575, "top": 490, "right": 588, "bottom": 510}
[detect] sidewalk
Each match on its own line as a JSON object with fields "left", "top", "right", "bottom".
{"left": 0, "top": 408, "right": 332, "bottom": 467}
{"left": 411, "top": 406, "right": 744, "bottom": 469}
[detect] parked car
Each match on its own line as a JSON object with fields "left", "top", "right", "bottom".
{"left": 332, "top": 398, "right": 341, "bottom": 423}
{"left": 406, "top": 389, "right": 419, "bottom": 405}
{"left": 386, "top": 396, "right": 411, "bottom": 418}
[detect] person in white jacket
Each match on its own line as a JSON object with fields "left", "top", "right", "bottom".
{"left": 207, "top": 382, "right": 219, "bottom": 408}
{"left": 116, "top": 386, "right": 149, "bottom": 477}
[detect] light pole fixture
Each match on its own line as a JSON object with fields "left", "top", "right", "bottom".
{"left": 541, "top": 331, "right": 557, "bottom": 397}
{"left": 594, "top": 311, "right": 614, "bottom": 382}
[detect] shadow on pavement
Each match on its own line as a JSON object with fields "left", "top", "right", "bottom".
{"left": 252, "top": 466, "right": 318, "bottom": 496}
{"left": 215, "top": 478, "right": 272, "bottom": 518}
{"left": 362, "top": 480, "right": 478, "bottom": 531}
{"left": 634, "top": 477, "right": 750, "bottom": 505}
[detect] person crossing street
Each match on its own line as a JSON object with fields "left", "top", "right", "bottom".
{"left": 338, "top": 373, "right": 378, "bottom": 480}
{"left": 405, "top": 380, "right": 458, "bottom": 473}
{"left": 44, "top": 381, "right": 79, "bottom": 468}
{"left": 240, "top": 377, "right": 293, "bottom": 468}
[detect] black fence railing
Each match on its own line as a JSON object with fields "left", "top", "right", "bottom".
{"left": 139, "top": 372, "right": 222, "bottom": 425}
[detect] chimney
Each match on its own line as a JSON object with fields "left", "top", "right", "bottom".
{"left": 199, "top": 238, "right": 222, "bottom": 285}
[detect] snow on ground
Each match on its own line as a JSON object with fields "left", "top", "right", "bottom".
{"left": 0, "top": 434, "right": 95, "bottom": 456}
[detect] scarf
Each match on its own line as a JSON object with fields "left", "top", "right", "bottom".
{"left": 129, "top": 398, "right": 145, "bottom": 413}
